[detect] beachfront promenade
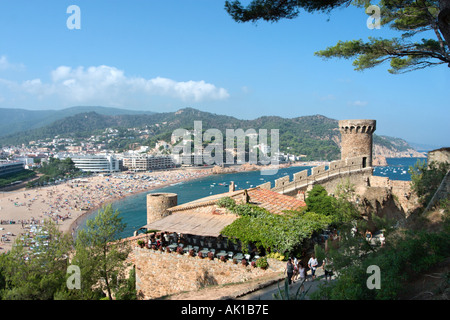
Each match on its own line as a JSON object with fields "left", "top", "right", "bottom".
{"left": 0, "top": 169, "right": 212, "bottom": 253}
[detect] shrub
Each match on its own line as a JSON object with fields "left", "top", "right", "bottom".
{"left": 198, "top": 252, "right": 203, "bottom": 259}
{"left": 217, "top": 197, "right": 236, "bottom": 209}
{"left": 256, "top": 256, "right": 269, "bottom": 269}
{"left": 189, "top": 249, "right": 195, "bottom": 257}
{"left": 207, "top": 252, "right": 214, "bottom": 260}
{"left": 220, "top": 255, "right": 227, "bottom": 262}
{"left": 176, "top": 246, "right": 183, "bottom": 255}
{"left": 241, "top": 258, "right": 248, "bottom": 266}
{"left": 267, "top": 252, "right": 285, "bottom": 261}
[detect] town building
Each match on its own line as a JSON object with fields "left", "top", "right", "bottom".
{"left": 0, "top": 160, "right": 25, "bottom": 177}
{"left": 70, "top": 154, "right": 120, "bottom": 173}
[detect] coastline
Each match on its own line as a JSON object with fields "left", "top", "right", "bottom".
{"left": 1, "top": 158, "right": 421, "bottom": 253}
{"left": 66, "top": 162, "right": 303, "bottom": 236}
{"left": 66, "top": 170, "right": 213, "bottom": 237}
{"left": 0, "top": 168, "right": 213, "bottom": 253}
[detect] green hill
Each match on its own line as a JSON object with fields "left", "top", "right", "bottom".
{"left": 0, "top": 107, "right": 415, "bottom": 161}
{"left": 0, "top": 106, "right": 155, "bottom": 137}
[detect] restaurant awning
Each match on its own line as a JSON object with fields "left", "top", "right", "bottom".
{"left": 144, "top": 211, "right": 238, "bottom": 237}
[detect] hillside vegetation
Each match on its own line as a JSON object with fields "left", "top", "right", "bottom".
{"left": 0, "top": 107, "right": 415, "bottom": 161}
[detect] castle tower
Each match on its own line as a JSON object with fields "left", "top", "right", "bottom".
{"left": 146, "top": 193, "right": 178, "bottom": 225}
{"left": 339, "top": 119, "right": 376, "bottom": 167}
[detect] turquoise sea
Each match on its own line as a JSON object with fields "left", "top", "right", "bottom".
{"left": 77, "top": 157, "right": 426, "bottom": 239}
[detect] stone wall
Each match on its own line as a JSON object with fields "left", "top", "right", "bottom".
{"left": 134, "top": 248, "right": 285, "bottom": 300}
{"left": 267, "top": 156, "right": 372, "bottom": 196}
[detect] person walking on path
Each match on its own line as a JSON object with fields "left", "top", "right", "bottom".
{"left": 285, "top": 258, "right": 295, "bottom": 285}
{"left": 322, "top": 257, "right": 333, "bottom": 282}
{"left": 308, "top": 255, "right": 318, "bottom": 281}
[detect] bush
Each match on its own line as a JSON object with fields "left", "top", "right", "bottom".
{"left": 267, "top": 252, "right": 286, "bottom": 261}
{"left": 256, "top": 256, "right": 269, "bottom": 269}
{"left": 241, "top": 258, "right": 248, "bottom": 266}
{"left": 216, "top": 197, "right": 236, "bottom": 209}
{"left": 176, "top": 246, "right": 183, "bottom": 255}
{"left": 207, "top": 252, "right": 214, "bottom": 260}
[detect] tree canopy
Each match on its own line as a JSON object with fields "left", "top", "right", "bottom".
{"left": 225, "top": 0, "right": 450, "bottom": 73}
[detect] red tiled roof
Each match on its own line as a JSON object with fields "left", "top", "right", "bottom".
{"left": 232, "top": 188, "right": 306, "bottom": 215}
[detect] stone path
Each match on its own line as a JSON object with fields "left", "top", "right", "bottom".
{"left": 164, "top": 267, "right": 333, "bottom": 300}
{"left": 237, "top": 268, "right": 331, "bottom": 300}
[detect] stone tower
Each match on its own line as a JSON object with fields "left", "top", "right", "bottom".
{"left": 146, "top": 193, "right": 178, "bottom": 225}
{"left": 339, "top": 119, "right": 376, "bottom": 167}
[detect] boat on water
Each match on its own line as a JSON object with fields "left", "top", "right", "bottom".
{"left": 218, "top": 182, "right": 228, "bottom": 187}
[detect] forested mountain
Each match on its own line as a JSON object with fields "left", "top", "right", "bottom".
{"left": 0, "top": 106, "right": 155, "bottom": 137}
{"left": 0, "top": 107, "right": 416, "bottom": 161}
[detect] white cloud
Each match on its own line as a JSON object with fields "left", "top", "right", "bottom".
{"left": 319, "top": 94, "right": 336, "bottom": 101}
{"left": 0, "top": 55, "right": 25, "bottom": 71}
{"left": 348, "top": 100, "right": 368, "bottom": 107}
{"left": 0, "top": 64, "right": 229, "bottom": 107}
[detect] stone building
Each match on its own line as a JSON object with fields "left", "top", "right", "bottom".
{"left": 339, "top": 119, "right": 376, "bottom": 168}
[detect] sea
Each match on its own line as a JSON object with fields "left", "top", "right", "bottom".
{"left": 77, "top": 157, "right": 426, "bottom": 239}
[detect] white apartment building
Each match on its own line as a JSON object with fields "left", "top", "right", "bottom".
{"left": 70, "top": 155, "right": 120, "bottom": 173}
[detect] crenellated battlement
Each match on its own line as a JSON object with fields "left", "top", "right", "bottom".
{"left": 339, "top": 119, "right": 376, "bottom": 134}
{"left": 265, "top": 156, "right": 372, "bottom": 195}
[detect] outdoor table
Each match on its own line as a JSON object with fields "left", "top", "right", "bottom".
{"left": 216, "top": 252, "right": 227, "bottom": 259}
{"left": 199, "top": 249, "right": 210, "bottom": 256}
{"left": 167, "top": 244, "right": 178, "bottom": 252}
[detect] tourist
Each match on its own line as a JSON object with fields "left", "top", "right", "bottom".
{"left": 292, "top": 257, "right": 299, "bottom": 282}
{"left": 308, "top": 254, "right": 318, "bottom": 280}
{"left": 285, "top": 258, "right": 294, "bottom": 285}
{"left": 379, "top": 232, "right": 385, "bottom": 247}
{"left": 298, "top": 262, "right": 306, "bottom": 282}
{"left": 322, "top": 257, "right": 333, "bottom": 282}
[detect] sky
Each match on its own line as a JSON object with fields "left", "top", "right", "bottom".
{"left": 0, "top": 0, "right": 448, "bottom": 148}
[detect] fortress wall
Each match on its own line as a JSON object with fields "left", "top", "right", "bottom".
{"left": 280, "top": 168, "right": 372, "bottom": 198}
{"left": 258, "top": 181, "right": 272, "bottom": 190}
{"left": 368, "top": 175, "right": 390, "bottom": 188}
{"left": 271, "top": 156, "right": 368, "bottom": 194}
{"left": 293, "top": 169, "right": 308, "bottom": 182}
{"left": 134, "top": 248, "right": 285, "bottom": 300}
{"left": 312, "top": 165, "right": 327, "bottom": 176}
{"left": 329, "top": 160, "right": 344, "bottom": 171}
{"left": 274, "top": 175, "right": 290, "bottom": 188}
{"left": 318, "top": 169, "right": 372, "bottom": 195}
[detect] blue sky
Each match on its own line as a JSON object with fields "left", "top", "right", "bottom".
{"left": 0, "top": 0, "right": 448, "bottom": 148}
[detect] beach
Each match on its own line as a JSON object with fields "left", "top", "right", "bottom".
{"left": 0, "top": 161, "right": 325, "bottom": 253}
{"left": 0, "top": 168, "right": 212, "bottom": 253}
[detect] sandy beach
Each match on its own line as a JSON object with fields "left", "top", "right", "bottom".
{"left": 0, "top": 168, "right": 212, "bottom": 253}
{"left": 0, "top": 161, "right": 320, "bottom": 253}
